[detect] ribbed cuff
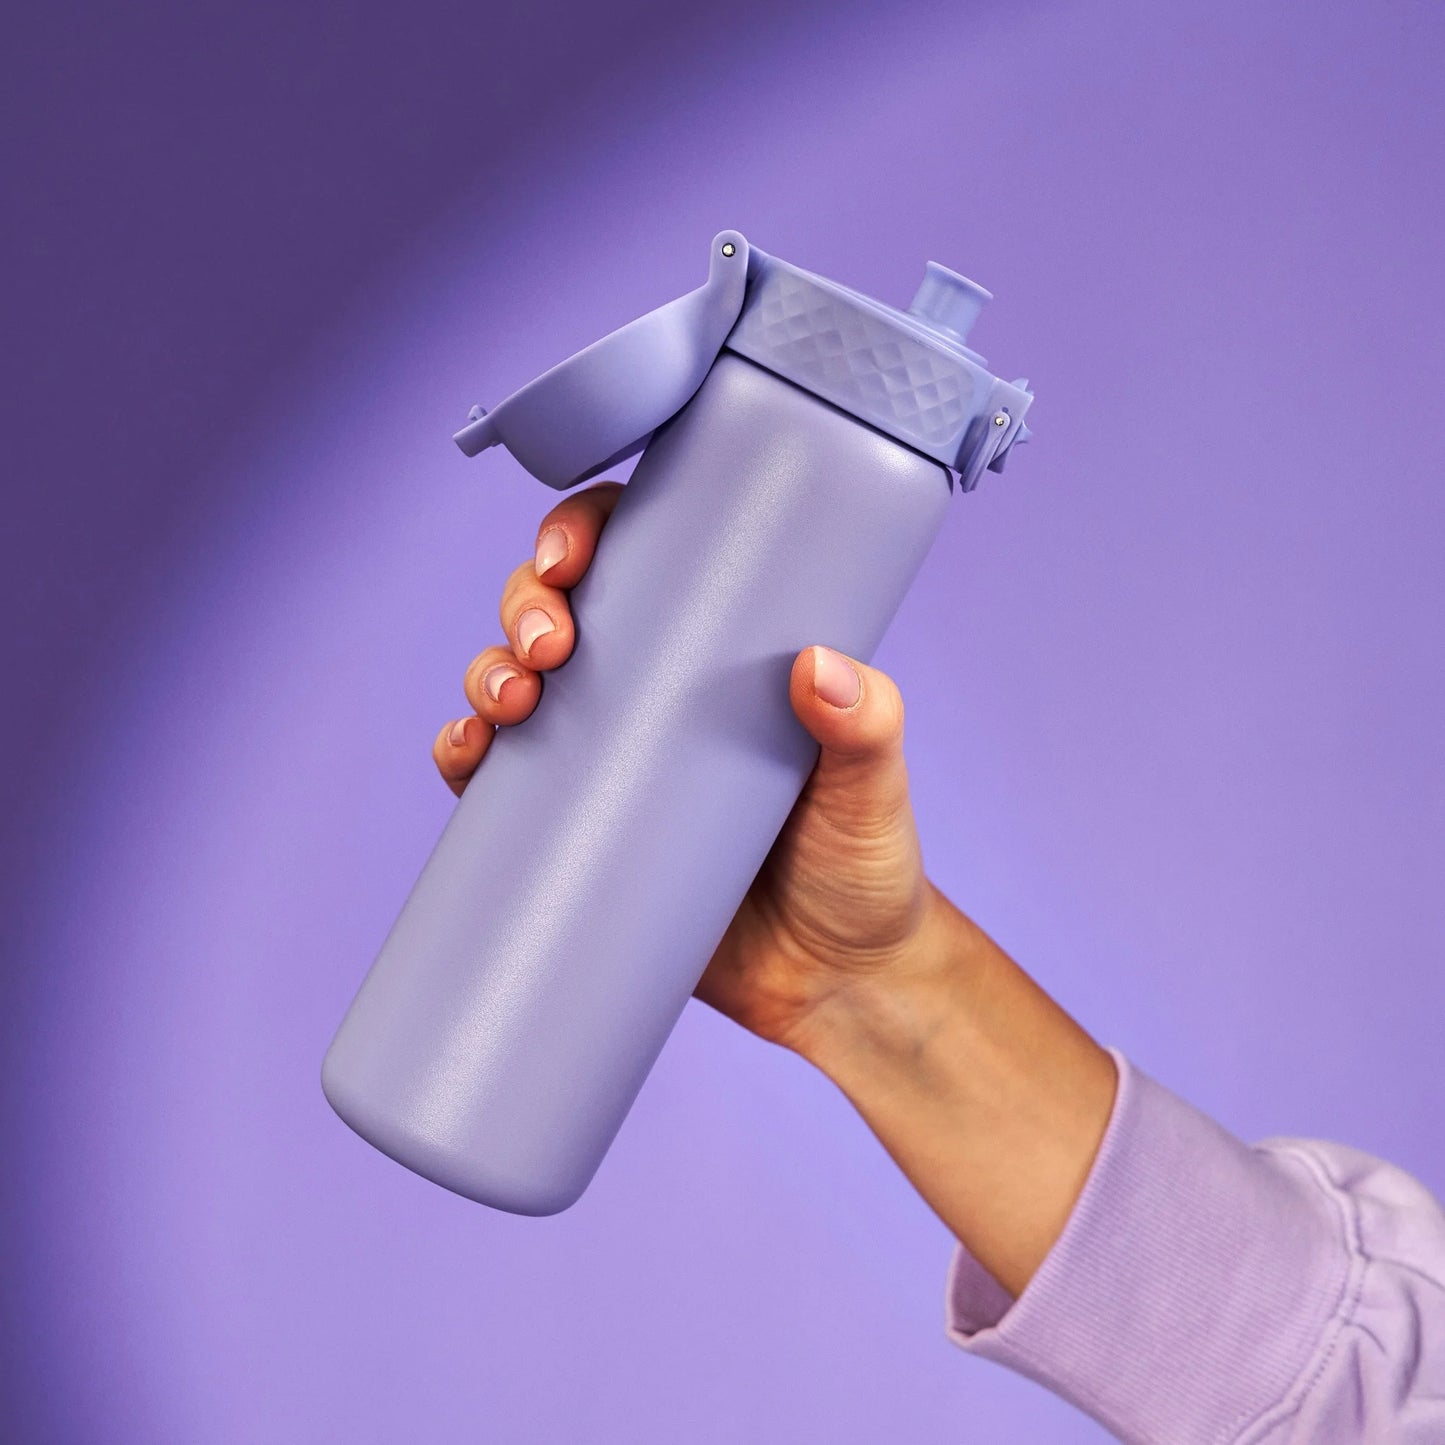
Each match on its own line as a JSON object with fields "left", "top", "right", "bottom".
{"left": 944, "top": 1049, "right": 1353, "bottom": 1445}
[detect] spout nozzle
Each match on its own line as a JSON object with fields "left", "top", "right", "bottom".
{"left": 907, "top": 263, "right": 993, "bottom": 346}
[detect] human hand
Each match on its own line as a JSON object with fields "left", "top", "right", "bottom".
{"left": 433, "top": 478, "right": 1115, "bottom": 1296}
{"left": 432, "top": 478, "right": 951, "bottom": 1061}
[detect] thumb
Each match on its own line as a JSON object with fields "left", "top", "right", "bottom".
{"left": 788, "top": 645, "right": 913, "bottom": 836}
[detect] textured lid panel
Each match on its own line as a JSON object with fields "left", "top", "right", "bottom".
{"left": 725, "top": 249, "right": 1032, "bottom": 489}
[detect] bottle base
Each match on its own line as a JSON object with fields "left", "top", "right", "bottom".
{"left": 320, "top": 1050, "right": 587, "bottom": 1218}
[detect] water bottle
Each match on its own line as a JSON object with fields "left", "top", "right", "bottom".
{"left": 322, "top": 230, "right": 1034, "bottom": 1215}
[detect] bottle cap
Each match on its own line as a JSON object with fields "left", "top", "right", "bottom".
{"left": 456, "top": 231, "right": 1033, "bottom": 493}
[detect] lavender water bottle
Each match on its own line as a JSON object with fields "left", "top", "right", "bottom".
{"left": 322, "top": 230, "right": 1034, "bottom": 1214}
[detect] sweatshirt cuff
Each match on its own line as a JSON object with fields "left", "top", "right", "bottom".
{"left": 944, "top": 1048, "right": 1355, "bottom": 1445}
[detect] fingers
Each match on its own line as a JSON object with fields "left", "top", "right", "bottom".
{"left": 789, "top": 645, "right": 903, "bottom": 755}
{"left": 788, "top": 646, "right": 913, "bottom": 833}
{"left": 462, "top": 642, "right": 540, "bottom": 722}
{"left": 435, "top": 642, "right": 543, "bottom": 795}
{"left": 437, "top": 480, "right": 624, "bottom": 795}
{"left": 530, "top": 481, "right": 624, "bottom": 589}
{"left": 433, "top": 713, "right": 495, "bottom": 798}
{"left": 496, "top": 558, "right": 571, "bottom": 671}
{"left": 498, "top": 481, "right": 625, "bottom": 670}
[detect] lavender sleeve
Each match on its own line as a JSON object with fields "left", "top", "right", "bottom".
{"left": 944, "top": 1048, "right": 1445, "bottom": 1443}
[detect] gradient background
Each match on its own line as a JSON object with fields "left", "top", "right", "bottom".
{"left": 5, "top": 1, "right": 1444, "bottom": 1440}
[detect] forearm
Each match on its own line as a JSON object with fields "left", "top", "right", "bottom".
{"left": 791, "top": 880, "right": 1117, "bottom": 1299}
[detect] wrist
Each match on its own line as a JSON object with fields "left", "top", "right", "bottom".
{"left": 788, "top": 879, "right": 992, "bottom": 1087}
{"left": 789, "top": 879, "right": 1118, "bottom": 1297}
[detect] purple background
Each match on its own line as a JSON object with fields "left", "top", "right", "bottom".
{"left": 6, "top": 1, "right": 1444, "bottom": 1439}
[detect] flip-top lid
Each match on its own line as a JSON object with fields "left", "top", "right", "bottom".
{"left": 455, "top": 230, "right": 1033, "bottom": 492}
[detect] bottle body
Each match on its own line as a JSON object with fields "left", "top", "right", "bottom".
{"left": 322, "top": 351, "right": 952, "bottom": 1214}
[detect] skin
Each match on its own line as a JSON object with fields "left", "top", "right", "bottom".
{"left": 435, "top": 480, "right": 1118, "bottom": 1299}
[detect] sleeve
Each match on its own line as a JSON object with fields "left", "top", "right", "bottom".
{"left": 943, "top": 1047, "right": 1445, "bottom": 1444}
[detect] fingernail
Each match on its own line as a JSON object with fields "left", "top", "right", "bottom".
{"left": 813, "top": 646, "right": 861, "bottom": 709}
{"left": 535, "top": 527, "right": 568, "bottom": 577}
{"left": 516, "top": 607, "right": 555, "bottom": 657}
{"left": 483, "top": 664, "right": 522, "bottom": 702}
{"left": 448, "top": 717, "right": 471, "bottom": 747}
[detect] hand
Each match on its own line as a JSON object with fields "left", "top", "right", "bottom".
{"left": 433, "top": 478, "right": 1117, "bottom": 1297}
{"left": 432, "top": 479, "right": 946, "bottom": 1060}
